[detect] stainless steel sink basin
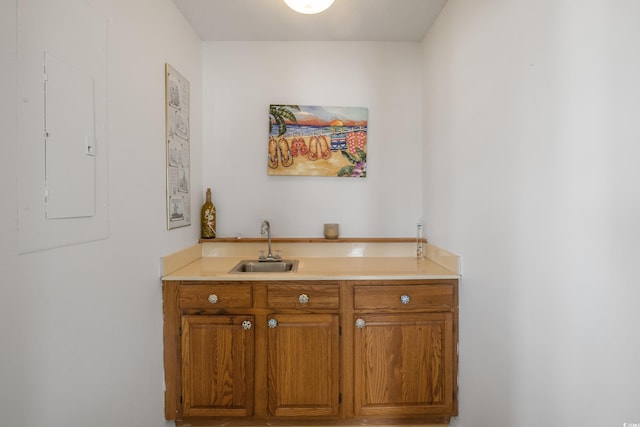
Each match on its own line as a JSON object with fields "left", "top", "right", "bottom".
{"left": 229, "top": 259, "right": 299, "bottom": 273}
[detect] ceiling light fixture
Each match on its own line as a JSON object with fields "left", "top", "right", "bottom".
{"left": 284, "top": 0, "right": 335, "bottom": 15}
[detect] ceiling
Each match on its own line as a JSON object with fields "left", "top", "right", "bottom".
{"left": 172, "top": 0, "right": 448, "bottom": 42}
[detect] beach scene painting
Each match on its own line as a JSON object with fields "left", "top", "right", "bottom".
{"left": 268, "top": 105, "right": 368, "bottom": 177}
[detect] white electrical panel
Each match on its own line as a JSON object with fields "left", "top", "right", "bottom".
{"left": 17, "top": 0, "right": 108, "bottom": 253}
{"left": 44, "top": 52, "right": 96, "bottom": 219}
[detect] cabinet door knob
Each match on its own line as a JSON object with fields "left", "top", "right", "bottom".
{"left": 355, "top": 318, "right": 366, "bottom": 329}
{"left": 400, "top": 294, "right": 411, "bottom": 305}
{"left": 268, "top": 318, "right": 278, "bottom": 328}
{"left": 241, "top": 320, "right": 252, "bottom": 330}
{"left": 298, "top": 293, "right": 309, "bottom": 304}
{"left": 208, "top": 294, "right": 218, "bottom": 304}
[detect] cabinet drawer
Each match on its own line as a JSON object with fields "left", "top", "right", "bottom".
{"left": 267, "top": 284, "right": 340, "bottom": 309}
{"left": 354, "top": 284, "right": 453, "bottom": 311}
{"left": 179, "top": 283, "right": 253, "bottom": 309}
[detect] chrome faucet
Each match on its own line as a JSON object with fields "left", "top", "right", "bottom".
{"left": 260, "top": 220, "right": 280, "bottom": 261}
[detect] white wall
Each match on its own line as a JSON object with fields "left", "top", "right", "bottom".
{"left": 1, "top": 1, "right": 201, "bottom": 426}
{"left": 422, "top": 0, "right": 640, "bottom": 426}
{"left": 202, "top": 42, "right": 423, "bottom": 238}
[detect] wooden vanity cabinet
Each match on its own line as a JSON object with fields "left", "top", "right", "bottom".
{"left": 181, "top": 314, "right": 254, "bottom": 417}
{"left": 163, "top": 278, "right": 458, "bottom": 425}
{"left": 266, "top": 313, "right": 340, "bottom": 416}
{"left": 163, "top": 280, "right": 342, "bottom": 421}
{"left": 350, "top": 280, "right": 458, "bottom": 419}
{"left": 164, "top": 282, "right": 255, "bottom": 419}
{"left": 265, "top": 283, "right": 341, "bottom": 417}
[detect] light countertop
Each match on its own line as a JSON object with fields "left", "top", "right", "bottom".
{"left": 161, "top": 239, "right": 460, "bottom": 282}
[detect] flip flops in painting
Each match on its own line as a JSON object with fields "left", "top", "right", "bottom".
{"left": 270, "top": 133, "right": 332, "bottom": 169}
{"left": 269, "top": 136, "right": 294, "bottom": 168}
{"left": 268, "top": 137, "right": 279, "bottom": 169}
{"left": 307, "top": 134, "right": 331, "bottom": 161}
{"left": 290, "top": 135, "right": 308, "bottom": 157}
{"left": 278, "top": 137, "right": 293, "bottom": 167}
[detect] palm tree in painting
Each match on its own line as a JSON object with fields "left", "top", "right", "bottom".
{"left": 269, "top": 104, "right": 300, "bottom": 136}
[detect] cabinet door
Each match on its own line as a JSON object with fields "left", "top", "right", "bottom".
{"left": 353, "top": 313, "right": 454, "bottom": 417}
{"left": 267, "top": 314, "right": 340, "bottom": 417}
{"left": 181, "top": 315, "right": 254, "bottom": 417}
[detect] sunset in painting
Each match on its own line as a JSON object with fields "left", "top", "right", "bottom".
{"left": 268, "top": 105, "right": 368, "bottom": 177}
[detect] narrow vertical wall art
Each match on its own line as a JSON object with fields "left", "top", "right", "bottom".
{"left": 268, "top": 105, "right": 368, "bottom": 177}
{"left": 165, "top": 64, "right": 191, "bottom": 229}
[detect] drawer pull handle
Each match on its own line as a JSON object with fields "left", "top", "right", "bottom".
{"left": 208, "top": 294, "right": 219, "bottom": 304}
{"left": 268, "top": 318, "right": 278, "bottom": 329}
{"left": 355, "top": 318, "right": 366, "bottom": 329}
{"left": 298, "top": 293, "right": 309, "bottom": 304}
{"left": 400, "top": 294, "right": 411, "bottom": 305}
{"left": 241, "top": 320, "right": 252, "bottom": 330}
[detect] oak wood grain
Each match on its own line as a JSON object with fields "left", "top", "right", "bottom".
{"left": 163, "top": 279, "right": 458, "bottom": 425}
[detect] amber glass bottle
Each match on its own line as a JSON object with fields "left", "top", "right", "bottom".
{"left": 200, "top": 188, "right": 216, "bottom": 239}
